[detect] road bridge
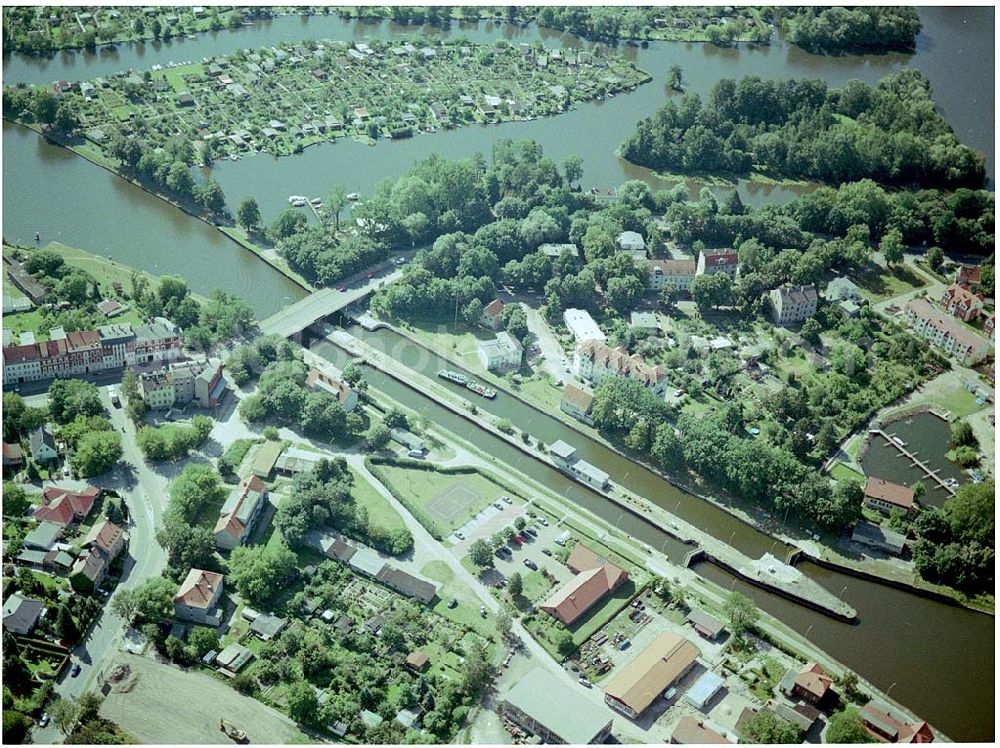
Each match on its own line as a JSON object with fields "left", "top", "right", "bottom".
{"left": 257, "top": 268, "right": 401, "bottom": 338}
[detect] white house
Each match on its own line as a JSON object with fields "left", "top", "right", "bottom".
{"left": 477, "top": 331, "right": 522, "bottom": 372}
{"left": 768, "top": 284, "right": 818, "bottom": 325}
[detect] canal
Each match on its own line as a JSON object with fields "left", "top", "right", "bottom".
{"left": 3, "top": 8, "right": 995, "bottom": 740}
{"left": 307, "top": 330, "right": 994, "bottom": 742}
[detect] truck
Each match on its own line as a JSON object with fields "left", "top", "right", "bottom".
{"left": 108, "top": 385, "right": 120, "bottom": 407}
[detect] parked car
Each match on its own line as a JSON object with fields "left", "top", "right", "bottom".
{"left": 454, "top": 531, "right": 465, "bottom": 540}
{"left": 538, "top": 517, "right": 549, "bottom": 527}
{"left": 480, "top": 605, "right": 487, "bottom": 617}
{"left": 579, "top": 677, "right": 592, "bottom": 688}
{"left": 338, "top": 285, "right": 347, "bottom": 291}
{"left": 39, "top": 713, "right": 50, "bottom": 728}
{"left": 447, "top": 598, "right": 458, "bottom": 609}
{"left": 523, "top": 527, "right": 537, "bottom": 538}
{"left": 501, "top": 496, "right": 513, "bottom": 505}
{"left": 541, "top": 548, "right": 553, "bottom": 557}
{"left": 493, "top": 501, "right": 505, "bottom": 510}
{"left": 523, "top": 559, "right": 538, "bottom": 571}
{"left": 70, "top": 663, "right": 81, "bottom": 677}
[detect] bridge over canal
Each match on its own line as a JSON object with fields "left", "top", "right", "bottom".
{"left": 257, "top": 268, "right": 401, "bottom": 338}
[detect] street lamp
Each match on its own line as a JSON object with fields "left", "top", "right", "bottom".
{"left": 804, "top": 623, "right": 814, "bottom": 639}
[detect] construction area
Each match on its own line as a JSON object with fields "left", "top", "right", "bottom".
{"left": 98, "top": 654, "right": 311, "bottom": 744}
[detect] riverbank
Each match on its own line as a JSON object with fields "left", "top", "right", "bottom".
{"left": 371, "top": 317, "right": 994, "bottom": 617}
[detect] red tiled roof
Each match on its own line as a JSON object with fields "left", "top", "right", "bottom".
{"left": 33, "top": 486, "right": 99, "bottom": 526}
{"left": 3, "top": 344, "right": 41, "bottom": 363}
{"left": 482, "top": 298, "right": 504, "bottom": 319}
{"left": 84, "top": 520, "right": 124, "bottom": 557}
{"left": 794, "top": 662, "right": 833, "bottom": 700}
{"left": 864, "top": 477, "right": 915, "bottom": 510}
{"left": 671, "top": 716, "right": 731, "bottom": 744}
{"left": 541, "top": 561, "right": 627, "bottom": 626}
{"left": 175, "top": 568, "right": 223, "bottom": 609}
{"left": 701, "top": 250, "right": 738, "bottom": 268}
{"left": 957, "top": 264, "right": 982, "bottom": 285}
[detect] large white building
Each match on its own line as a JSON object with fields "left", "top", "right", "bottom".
{"left": 647, "top": 259, "right": 697, "bottom": 293}
{"left": 563, "top": 308, "right": 606, "bottom": 344}
{"left": 696, "top": 249, "right": 739, "bottom": 279}
{"left": 477, "top": 331, "right": 523, "bottom": 372}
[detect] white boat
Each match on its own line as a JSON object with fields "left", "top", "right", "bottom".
{"left": 346, "top": 192, "right": 360, "bottom": 201}
{"left": 288, "top": 195, "right": 308, "bottom": 204}
{"left": 310, "top": 198, "right": 323, "bottom": 207}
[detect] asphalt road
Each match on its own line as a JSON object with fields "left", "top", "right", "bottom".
{"left": 32, "top": 386, "right": 168, "bottom": 742}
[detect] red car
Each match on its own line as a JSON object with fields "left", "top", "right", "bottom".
{"left": 366, "top": 272, "right": 375, "bottom": 279}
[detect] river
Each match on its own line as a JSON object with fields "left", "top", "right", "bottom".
{"left": 2, "top": 8, "right": 995, "bottom": 740}
{"left": 306, "top": 329, "right": 993, "bottom": 742}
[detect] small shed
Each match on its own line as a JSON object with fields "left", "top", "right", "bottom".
{"left": 684, "top": 670, "right": 725, "bottom": 711}
{"left": 251, "top": 441, "right": 284, "bottom": 478}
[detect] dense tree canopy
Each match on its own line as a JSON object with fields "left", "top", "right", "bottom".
{"left": 622, "top": 71, "right": 985, "bottom": 189}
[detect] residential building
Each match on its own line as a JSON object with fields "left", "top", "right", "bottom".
{"left": 563, "top": 308, "right": 606, "bottom": 344}
{"left": 956, "top": 264, "right": 981, "bottom": 286}
{"left": 863, "top": 477, "right": 916, "bottom": 516}
{"left": 860, "top": 700, "right": 935, "bottom": 743}
{"left": 768, "top": 284, "right": 818, "bottom": 325}
{"left": 541, "top": 550, "right": 627, "bottom": 626}
{"left": 249, "top": 613, "right": 287, "bottom": 640}
{"left": 83, "top": 519, "right": 126, "bottom": 560}
{"left": 940, "top": 284, "right": 985, "bottom": 322}
{"left": 670, "top": 716, "right": 732, "bottom": 744}
{"left": 2, "top": 593, "right": 45, "bottom": 635}
{"left": 405, "top": 651, "right": 430, "bottom": 672}
{"left": 3, "top": 317, "right": 183, "bottom": 385}
{"left": 305, "top": 368, "right": 358, "bottom": 412}
{"left": 215, "top": 475, "right": 268, "bottom": 550}
{"left": 479, "top": 298, "right": 505, "bottom": 330}
{"left": 903, "top": 299, "right": 991, "bottom": 365}
{"left": 139, "top": 358, "right": 226, "bottom": 410}
{"left": 2, "top": 442, "right": 24, "bottom": 474}
{"left": 617, "top": 230, "right": 647, "bottom": 260}
{"left": 686, "top": 608, "right": 726, "bottom": 641}
{"left": 604, "top": 631, "right": 701, "bottom": 718}
{"left": 560, "top": 384, "right": 594, "bottom": 425}
{"left": 276, "top": 447, "right": 324, "bottom": 476}
{"left": 174, "top": 568, "right": 224, "bottom": 625}
{"left": 30, "top": 426, "right": 58, "bottom": 463}
{"left": 648, "top": 259, "right": 697, "bottom": 293}
{"left": 477, "top": 331, "right": 522, "bottom": 372}
{"left": 549, "top": 440, "right": 609, "bottom": 490}
{"left": 984, "top": 314, "right": 995, "bottom": 341}
{"left": 501, "top": 668, "right": 614, "bottom": 744}
{"left": 696, "top": 249, "right": 739, "bottom": 279}
{"left": 851, "top": 521, "right": 907, "bottom": 556}
{"left": 574, "top": 340, "right": 667, "bottom": 396}
{"left": 779, "top": 662, "right": 833, "bottom": 706}
{"left": 825, "top": 276, "right": 863, "bottom": 302}
{"left": 33, "top": 485, "right": 99, "bottom": 526}
{"left": 71, "top": 547, "right": 113, "bottom": 591}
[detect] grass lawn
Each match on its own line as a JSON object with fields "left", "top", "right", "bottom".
{"left": 828, "top": 461, "right": 865, "bottom": 483}
{"left": 511, "top": 372, "right": 564, "bottom": 414}
{"left": 348, "top": 466, "right": 406, "bottom": 534}
{"left": 855, "top": 264, "right": 927, "bottom": 302}
{"left": 2, "top": 308, "right": 51, "bottom": 339}
{"left": 402, "top": 320, "right": 493, "bottom": 374}
{"left": 372, "top": 463, "right": 512, "bottom": 538}
{"left": 421, "top": 560, "right": 494, "bottom": 637}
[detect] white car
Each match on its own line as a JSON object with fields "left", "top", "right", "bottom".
{"left": 501, "top": 496, "right": 513, "bottom": 505}
{"left": 454, "top": 531, "right": 465, "bottom": 540}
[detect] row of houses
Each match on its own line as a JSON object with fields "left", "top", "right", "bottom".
{"left": 573, "top": 339, "right": 668, "bottom": 396}
{"left": 2, "top": 317, "right": 182, "bottom": 385}
{"left": 646, "top": 249, "right": 739, "bottom": 293}
{"left": 317, "top": 530, "right": 437, "bottom": 604}
{"left": 903, "top": 299, "right": 991, "bottom": 365}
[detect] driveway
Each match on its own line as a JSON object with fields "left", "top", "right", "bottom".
{"left": 521, "top": 304, "right": 568, "bottom": 382}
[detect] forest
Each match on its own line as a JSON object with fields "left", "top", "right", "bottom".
{"left": 621, "top": 70, "right": 986, "bottom": 189}
{"left": 780, "top": 6, "right": 922, "bottom": 55}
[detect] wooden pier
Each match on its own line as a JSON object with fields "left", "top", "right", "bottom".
{"left": 869, "top": 429, "right": 956, "bottom": 496}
